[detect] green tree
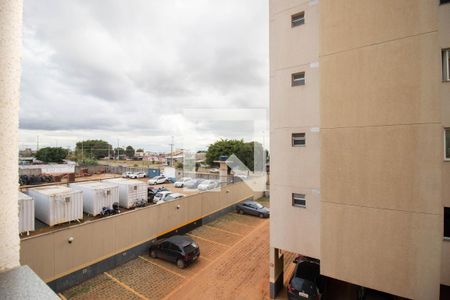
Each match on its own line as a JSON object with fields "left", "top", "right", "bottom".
{"left": 78, "top": 158, "right": 98, "bottom": 166}
{"left": 75, "top": 140, "right": 112, "bottom": 159}
{"left": 205, "top": 139, "right": 244, "bottom": 166}
{"left": 114, "top": 147, "right": 124, "bottom": 158}
{"left": 36, "top": 147, "right": 68, "bottom": 163}
{"left": 205, "top": 139, "right": 265, "bottom": 172}
{"left": 125, "top": 145, "right": 135, "bottom": 158}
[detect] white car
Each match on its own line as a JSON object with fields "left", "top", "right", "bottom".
{"left": 197, "top": 180, "right": 219, "bottom": 191}
{"left": 165, "top": 193, "right": 185, "bottom": 201}
{"left": 154, "top": 191, "right": 185, "bottom": 204}
{"left": 122, "top": 171, "right": 133, "bottom": 178}
{"left": 148, "top": 175, "right": 168, "bottom": 185}
{"left": 128, "top": 172, "right": 146, "bottom": 179}
{"left": 209, "top": 168, "right": 220, "bottom": 173}
{"left": 174, "top": 177, "right": 192, "bottom": 188}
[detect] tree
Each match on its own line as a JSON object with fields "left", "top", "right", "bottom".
{"left": 136, "top": 148, "right": 144, "bottom": 152}
{"left": 205, "top": 139, "right": 265, "bottom": 172}
{"left": 206, "top": 139, "right": 244, "bottom": 166}
{"left": 36, "top": 147, "right": 68, "bottom": 163}
{"left": 75, "top": 140, "right": 112, "bottom": 159}
{"left": 114, "top": 147, "right": 124, "bottom": 158}
{"left": 125, "top": 145, "right": 135, "bottom": 158}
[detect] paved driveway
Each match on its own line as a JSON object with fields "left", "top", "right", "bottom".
{"left": 62, "top": 199, "right": 271, "bottom": 300}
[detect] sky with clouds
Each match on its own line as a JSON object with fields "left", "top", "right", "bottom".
{"left": 20, "top": 0, "right": 269, "bottom": 152}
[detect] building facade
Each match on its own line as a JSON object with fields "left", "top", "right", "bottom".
{"left": 269, "top": 0, "right": 450, "bottom": 299}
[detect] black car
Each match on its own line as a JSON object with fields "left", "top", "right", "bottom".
{"left": 288, "top": 257, "right": 325, "bottom": 300}
{"left": 235, "top": 200, "right": 270, "bottom": 218}
{"left": 149, "top": 235, "right": 200, "bottom": 269}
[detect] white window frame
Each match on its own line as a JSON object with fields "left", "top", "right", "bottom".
{"left": 291, "top": 12, "right": 305, "bottom": 27}
{"left": 291, "top": 72, "right": 305, "bottom": 86}
{"left": 445, "top": 128, "right": 450, "bottom": 161}
{"left": 443, "top": 49, "right": 450, "bottom": 82}
{"left": 292, "top": 133, "right": 306, "bottom": 147}
{"left": 292, "top": 193, "right": 306, "bottom": 208}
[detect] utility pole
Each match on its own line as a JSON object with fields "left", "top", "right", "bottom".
{"left": 36, "top": 136, "right": 39, "bottom": 151}
{"left": 117, "top": 139, "right": 119, "bottom": 160}
{"left": 170, "top": 136, "right": 174, "bottom": 167}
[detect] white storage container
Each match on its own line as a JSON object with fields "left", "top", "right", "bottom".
{"left": 28, "top": 186, "right": 83, "bottom": 226}
{"left": 102, "top": 178, "right": 147, "bottom": 208}
{"left": 18, "top": 192, "right": 35, "bottom": 235}
{"left": 69, "top": 181, "right": 119, "bottom": 216}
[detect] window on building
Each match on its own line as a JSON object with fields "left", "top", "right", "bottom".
{"left": 291, "top": 12, "right": 305, "bottom": 27}
{"left": 292, "top": 133, "right": 306, "bottom": 147}
{"left": 291, "top": 72, "right": 305, "bottom": 86}
{"left": 445, "top": 207, "right": 450, "bottom": 239}
{"left": 445, "top": 128, "right": 450, "bottom": 160}
{"left": 443, "top": 49, "right": 450, "bottom": 81}
{"left": 292, "top": 193, "right": 306, "bottom": 208}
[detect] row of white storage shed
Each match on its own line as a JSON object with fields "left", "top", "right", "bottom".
{"left": 18, "top": 178, "right": 147, "bottom": 234}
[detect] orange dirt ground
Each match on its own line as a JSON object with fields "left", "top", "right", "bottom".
{"left": 62, "top": 199, "right": 286, "bottom": 300}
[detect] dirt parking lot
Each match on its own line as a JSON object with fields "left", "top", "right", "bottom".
{"left": 62, "top": 199, "right": 273, "bottom": 300}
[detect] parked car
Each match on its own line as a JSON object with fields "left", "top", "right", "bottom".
{"left": 235, "top": 174, "right": 248, "bottom": 180}
{"left": 184, "top": 179, "right": 205, "bottom": 189}
{"left": 209, "top": 168, "right": 220, "bottom": 173}
{"left": 148, "top": 175, "right": 168, "bottom": 185}
{"left": 122, "top": 171, "right": 133, "bottom": 178}
{"left": 287, "top": 257, "right": 325, "bottom": 300}
{"left": 155, "top": 192, "right": 185, "bottom": 204}
{"left": 235, "top": 200, "right": 270, "bottom": 218}
{"left": 153, "top": 191, "right": 173, "bottom": 203}
{"left": 149, "top": 235, "right": 200, "bottom": 269}
{"left": 174, "top": 177, "right": 192, "bottom": 188}
{"left": 148, "top": 186, "right": 169, "bottom": 202}
{"left": 197, "top": 180, "right": 219, "bottom": 191}
{"left": 128, "top": 172, "right": 146, "bottom": 179}
{"left": 165, "top": 193, "right": 185, "bottom": 201}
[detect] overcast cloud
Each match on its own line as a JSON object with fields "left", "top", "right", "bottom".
{"left": 20, "top": 0, "right": 268, "bottom": 152}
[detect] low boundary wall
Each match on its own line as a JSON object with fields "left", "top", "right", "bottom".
{"left": 20, "top": 182, "right": 263, "bottom": 291}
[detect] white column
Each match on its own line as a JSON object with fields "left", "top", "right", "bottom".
{"left": 0, "top": 0, "right": 23, "bottom": 271}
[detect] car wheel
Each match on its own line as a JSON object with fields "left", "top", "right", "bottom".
{"left": 259, "top": 213, "right": 264, "bottom": 218}
{"left": 176, "top": 258, "right": 185, "bottom": 269}
{"left": 150, "top": 250, "right": 157, "bottom": 258}
{"left": 239, "top": 210, "right": 244, "bottom": 215}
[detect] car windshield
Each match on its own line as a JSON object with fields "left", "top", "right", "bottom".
{"left": 295, "top": 261, "right": 319, "bottom": 282}
{"left": 254, "top": 203, "right": 263, "bottom": 209}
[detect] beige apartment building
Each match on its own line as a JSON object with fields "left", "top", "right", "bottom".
{"left": 269, "top": 0, "right": 450, "bottom": 299}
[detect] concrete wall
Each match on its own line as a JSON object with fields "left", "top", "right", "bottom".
{"left": 269, "top": 0, "right": 321, "bottom": 259}
{"left": 439, "top": 1, "right": 450, "bottom": 287}
{"left": 320, "top": 0, "right": 442, "bottom": 299}
{"left": 20, "top": 164, "right": 75, "bottom": 174}
{"left": 0, "top": 0, "right": 22, "bottom": 271}
{"left": 20, "top": 182, "right": 258, "bottom": 282}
